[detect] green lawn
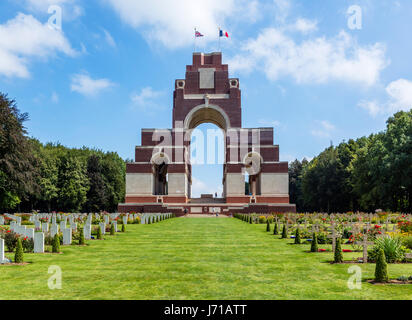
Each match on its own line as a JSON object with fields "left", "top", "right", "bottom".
{"left": 1, "top": 218, "right": 411, "bottom": 300}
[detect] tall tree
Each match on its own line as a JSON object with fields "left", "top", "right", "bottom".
{"left": 0, "top": 93, "right": 38, "bottom": 211}
{"left": 57, "top": 154, "right": 89, "bottom": 212}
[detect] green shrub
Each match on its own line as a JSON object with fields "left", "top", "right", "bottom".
{"left": 368, "top": 236, "right": 405, "bottom": 263}
{"left": 402, "top": 236, "right": 412, "bottom": 250}
{"left": 4, "top": 231, "right": 18, "bottom": 252}
{"left": 374, "top": 248, "right": 389, "bottom": 283}
{"left": 14, "top": 238, "right": 24, "bottom": 263}
{"left": 79, "top": 228, "right": 85, "bottom": 245}
{"left": 294, "top": 228, "right": 301, "bottom": 244}
{"left": 281, "top": 224, "right": 287, "bottom": 239}
{"left": 311, "top": 233, "right": 318, "bottom": 252}
{"left": 334, "top": 238, "right": 343, "bottom": 263}
{"left": 22, "top": 237, "right": 34, "bottom": 253}
{"left": 273, "top": 223, "right": 278, "bottom": 235}
{"left": 266, "top": 220, "right": 270, "bottom": 232}
{"left": 110, "top": 224, "right": 115, "bottom": 235}
{"left": 52, "top": 234, "right": 60, "bottom": 253}
{"left": 249, "top": 216, "right": 252, "bottom": 224}
{"left": 96, "top": 226, "right": 102, "bottom": 240}
{"left": 122, "top": 223, "right": 126, "bottom": 233}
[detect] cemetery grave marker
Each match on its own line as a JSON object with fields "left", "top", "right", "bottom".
{"left": 355, "top": 233, "right": 374, "bottom": 263}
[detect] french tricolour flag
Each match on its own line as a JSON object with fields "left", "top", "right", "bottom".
{"left": 219, "top": 29, "right": 229, "bottom": 38}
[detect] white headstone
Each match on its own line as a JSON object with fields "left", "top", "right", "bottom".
{"left": 112, "top": 221, "right": 118, "bottom": 232}
{"left": 42, "top": 223, "right": 49, "bottom": 233}
{"left": 0, "top": 215, "right": 4, "bottom": 225}
{"left": 122, "top": 216, "right": 128, "bottom": 225}
{"left": 0, "top": 239, "right": 7, "bottom": 264}
{"left": 25, "top": 228, "right": 34, "bottom": 239}
{"left": 34, "top": 232, "right": 44, "bottom": 253}
{"left": 63, "top": 228, "right": 72, "bottom": 245}
{"left": 84, "top": 224, "right": 91, "bottom": 240}
{"left": 51, "top": 224, "right": 59, "bottom": 238}
{"left": 99, "top": 222, "right": 106, "bottom": 235}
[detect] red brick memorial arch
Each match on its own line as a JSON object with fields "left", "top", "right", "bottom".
{"left": 118, "top": 52, "right": 296, "bottom": 215}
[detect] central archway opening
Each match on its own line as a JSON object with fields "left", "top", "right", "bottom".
{"left": 189, "top": 123, "right": 225, "bottom": 199}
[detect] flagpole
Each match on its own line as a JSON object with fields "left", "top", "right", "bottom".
{"left": 218, "top": 27, "right": 221, "bottom": 52}
{"left": 194, "top": 28, "right": 197, "bottom": 52}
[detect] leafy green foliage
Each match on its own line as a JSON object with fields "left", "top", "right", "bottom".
{"left": 52, "top": 234, "right": 60, "bottom": 253}
{"left": 368, "top": 237, "right": 406, "bottom": 263}
{"left": 334, "top": 238, "right": 343, "bottom": 263}
{"left": 273, "top": 223, "right": 278, "bottom": 235}
{"left": 290, "top": 110, "right": 412, "bottom": 212}
{"left": 311, "top": 233, "right": 318, "bottom": 252}
{"left": 294, "top": 228, "right": 301, "bottom": 244}
{"left": 0, "top": 94, "right": 38, "bottom": 211}
{"left": 375, "top": 249, "right": 389, "bottom": 283}
{"left": 78, "top": 228, "right": 85, "bottom": 245}
{"left": 14, "top": 238, "right": 24, "bottom": 263}
{"left": 281, "top": 224, "right": 287, "bottom": 239}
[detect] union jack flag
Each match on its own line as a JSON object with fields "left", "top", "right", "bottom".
{"left": 195, "top": 30, "right": 204, "bottom": 37}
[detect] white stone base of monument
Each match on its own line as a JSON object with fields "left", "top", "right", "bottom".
{"left": 113, "top": 221, "right": 117, "bottom": 232}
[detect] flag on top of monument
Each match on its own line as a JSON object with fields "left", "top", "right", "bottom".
{"left": 219, "top": 29, "right": 229, "bottom": 38}
{"left": 195, "top": 29, "right": 204, "bottom": 37}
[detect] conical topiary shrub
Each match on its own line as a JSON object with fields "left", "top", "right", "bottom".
{"left": 311, "top": 233, "right": 318, "bottom": 252}
{"left": 281, "top": 224, "right": 287, "bottom": 239}
{"left": 122, "top": 223, "right": 126, "bottom": 233}
{"left": 110, "top": 223, "right": 115, "bottom": 235}
{"left": 334, "top": 238, "right": 343, "bottom": 263}
{"left": 294, "top": 228, "right": 301, "bottom": 244}
{"left": 266, "top": 220, "right": 271, "bottom": 232}
{"left": 249, "top": 216, "right": 252, "bottom": 224}
{"left": 14, "top": 237, "right": 24, "bottom": 263}
{"left": 96, "top": 226, "right": 102, "bottom": 240}
{"left": 79, "top": 228, "right": 85, "bottom": 245}
{"left": 273, "top": 223, "right": 279, "bottom": 235}
{"left": 375, "top": 248, "right": 389, "bottom": 283}
{"left": 52, "top": 233, "right": 60, "bottom": 253}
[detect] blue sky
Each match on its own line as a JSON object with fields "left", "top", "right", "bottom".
{"left": 1, "top": 0, "right": 412, "bottom": 197}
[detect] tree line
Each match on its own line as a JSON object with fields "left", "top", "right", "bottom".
{"left": 289, "top": 109, "right": 412, "bottom": 213}
{"left": 0, "top": 93, "right": 125, "bottom": 213}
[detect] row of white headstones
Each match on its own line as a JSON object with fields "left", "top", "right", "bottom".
{"left": 0, "top": 212, "right": 173, "bottom": 264}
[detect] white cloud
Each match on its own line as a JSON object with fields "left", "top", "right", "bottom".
{"left": 290, "top": 18, "right": 318, "bottom": 33}
{"left": 359, "top": 79, "right": 412, "bottom": 116}
{"left": 103, "top": 29, "right": 116, "bottom": 47}
{"left": 311, "top": 120, "right": 335, "bottom": 138}
{"left": 70, "top": 73, "right": 115, "bottom": 96}
{"left": 130, "top": 87, "right": 164, "bottom": 110}
{"left": 0, "top": 13, "right": 75, "bottom": 78}
{"left": 273, "top": 0, "right": 291, "bottom": 23}
{"left": 358, "top": 100, "right": 382, "bottom": 117}
{"left": 386, "top": 79, "right": 412, "bottom": 112}
{"left": 191, "top": 177, "right": 223, "bottom": 198}
{"left": 229, "top": 28, "right": 388, "bottom": 86}
{"left": 105, "top": 0, "right": 258, "bottom": 49}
